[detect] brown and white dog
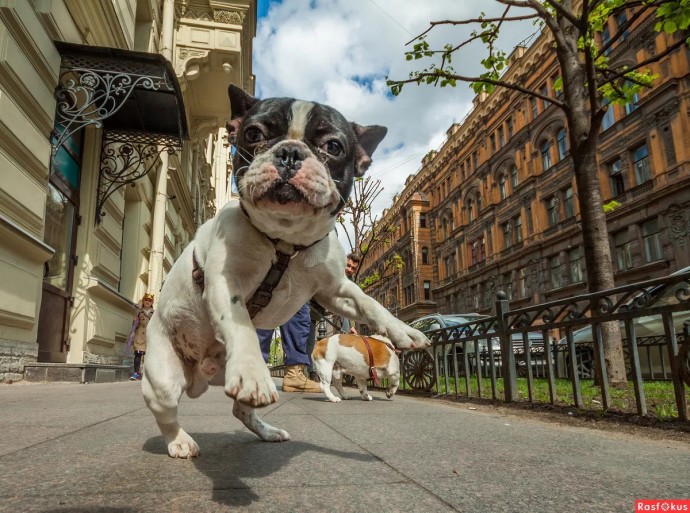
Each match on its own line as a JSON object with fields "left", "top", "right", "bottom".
{"left": 141, "top": 85, "right": 430, "bottom": 458}
{"left": 312, "top": 334, "right": 400, "bottom": 402}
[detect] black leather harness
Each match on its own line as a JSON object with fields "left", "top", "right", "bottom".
{"left": 191, "top": 206, "right": 326, "bottom": 320}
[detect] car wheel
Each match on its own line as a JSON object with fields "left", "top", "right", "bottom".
{"left": 342, "top": 374, "right": 356, "bottom": 387}
{"left": 565, "top": 349, "right": 594, "bottom": 379}
{"left": 402, "top": 349, "right": 436, "bottom": 392}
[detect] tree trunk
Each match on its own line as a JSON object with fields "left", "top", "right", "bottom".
{"left": 559, "top": 39, "right": 628, "bottom": 386}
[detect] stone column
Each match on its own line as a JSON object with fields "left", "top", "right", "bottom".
{"left": 147, "top": 0, "right": 175, "bottom": 294}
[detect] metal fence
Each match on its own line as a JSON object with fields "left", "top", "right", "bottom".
{"left": 398, "top": 270, "right": 690, "bottom": 421}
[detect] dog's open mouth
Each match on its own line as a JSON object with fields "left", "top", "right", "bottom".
{"left": 262, "top": 181, "right": 306, "bottom": 205}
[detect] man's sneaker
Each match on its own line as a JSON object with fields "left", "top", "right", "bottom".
{"left": 136, "top": 373, "right": 143, "bottom": 380}
{"left": 129, "top": 372, "right": 140, "bottom": 381}
{"left": 282, "top": 365, "right": 321, "bottom": 393}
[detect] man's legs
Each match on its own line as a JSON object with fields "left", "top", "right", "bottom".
{"left": 256, "top": 328, "right": 275, "bottom": 364}
{"left": 280, "top": 304, "right": 320, "bottom": 392}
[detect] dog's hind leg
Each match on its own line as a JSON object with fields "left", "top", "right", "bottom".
{"left": 142, "top": 319, "right": 200, "bottom": 458}
{"left": 356, "top": 377, "right": 373, "bottom": 401}
{"left": 232, "top": 400, "right": 290, "bottom": 441}
{"left": 313, "top": 359, "right": 341, "bottom": 403}
{"left": 330, "top": 365, "right": 351, "bottom": 400}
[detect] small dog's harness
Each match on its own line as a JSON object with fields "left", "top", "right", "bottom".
{"left": 191, "top": 205, "right": 326, "bottom": 319}
{"left": 359, "top": 335, "right": 382, "bottom": 386}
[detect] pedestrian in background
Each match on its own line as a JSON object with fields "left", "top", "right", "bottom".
{"left": 340, "top": 252, "right": 361, "bottom": 334}
{"left": 257, "top": 303, "right": 321, "bottom": 392}
{"left": 127, "top": 292, "right": 154, "bottom": 381}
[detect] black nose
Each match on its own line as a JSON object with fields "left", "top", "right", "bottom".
{"left": 276, "top": 145, "right": 305, "bottom": 178}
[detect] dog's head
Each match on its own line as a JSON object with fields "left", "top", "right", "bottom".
{"left": 226, "top": 85, "right": 387, "bottom": 246}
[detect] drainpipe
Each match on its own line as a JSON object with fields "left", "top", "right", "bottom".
{"left": 147, "top": 0, "right": 175, "bottom": 294}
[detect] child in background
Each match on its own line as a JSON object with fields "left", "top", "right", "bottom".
{"left": 127, "top": 293, "right": 154, "bottom": 380}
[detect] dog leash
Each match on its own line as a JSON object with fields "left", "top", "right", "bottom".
{"left": 359, "top": 335, "right": 382, "bottom": 386}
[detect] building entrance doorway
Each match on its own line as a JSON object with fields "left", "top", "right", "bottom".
{"left": 37, "top": 127, "right": 82, "bottom": 362}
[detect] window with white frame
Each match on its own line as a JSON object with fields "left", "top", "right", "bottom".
{"left": 601, "top": 99, "right": 615, "bottom": 130}
{"left": 541, "top": 140, "right": 552, "bottom": 170}
{"left": 557, "top": 128, "right": 568, "bottom": 160}
{"left": 633, "top": 144, "right": 651, "bottom": 184}
{"left": 499, "top": 174, "right": 507, "bottom": 200}
{"left": 563, "top": 186, "right": 575, "bottom": 218}
{"left": 513, "top": 215, "right": 523, "bottom": 243}
{"left": 602, "top": 25, "right": 612, "bottom": 55}
{"left": 609, "top": 159, "right": 625, "bottom": 196}
{"left": 467, "top": 197, "right": 475, "bottom": 222}
{"left": 641, "top": 218, "right": 663, "bottom": 263}
{"left": 518, "top": 267, "right": 527, "bottom": 297}
{"left": 546, "top": 196, "right": 559, "bottom": 226}
{"left": 569, "top": 247, "right": 585, "bottom": 283}
{"left": 469, "top": 237, "right": 485, "bottom": 265}
{"left": 613, "top": 231, "right": 632, "bottom": 270}
{"left": 615, "top": 12, "right": 629, "bottom": 41}
{"left": 502, "top": 221, "right": 512, "bottom": 249}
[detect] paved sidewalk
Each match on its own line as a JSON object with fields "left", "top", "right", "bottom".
{"left": 0, "top": 380, "right": 688, "bottom": 513}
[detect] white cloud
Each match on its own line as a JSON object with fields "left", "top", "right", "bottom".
{"left": 253, "top": 0, "right": 536, "bottom": 250}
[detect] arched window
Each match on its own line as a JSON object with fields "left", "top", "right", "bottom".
{"left": 541, "top": 140, "right": 552, "bottom": 170}
{"left": 422, "top": 246, "right": 429, "bottom": 265}
{"left": 499, "top": 174, "right": 507, "bottom": 200}
{"left": 510, "top": 165, "right": 519, "bottom": 190}
{"left": 467, "top": 198, "right": 475, "bottom": 222}
{"left": 557, "top": 128, "right": 568, "bottom": 160}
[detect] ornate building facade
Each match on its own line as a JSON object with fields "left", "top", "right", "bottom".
{"left": 0, "top": 0, "right": 256, "bottom": 382}
{"left": 360, "top": 11, "right": 690, "bottom": 323}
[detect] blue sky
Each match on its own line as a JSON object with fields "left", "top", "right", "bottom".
{"left": 251, "top": 0, "right": 535, "bottom": 248}
{"left": 256, "top": 0, "right": 275, "bottom": 20}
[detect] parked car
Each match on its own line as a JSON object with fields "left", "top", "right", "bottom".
{"left": 408, "top": 313, "right": 547, "bottom": 376}
{"left": 408, "top": 313, "right": 494, "bottom": 353}
{"left": 556, "top": 266, "right": 690, "bottom": 379}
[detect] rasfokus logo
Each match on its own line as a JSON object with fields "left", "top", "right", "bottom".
{"left": 636, "top": 500, "right": 690, "bottom": 511}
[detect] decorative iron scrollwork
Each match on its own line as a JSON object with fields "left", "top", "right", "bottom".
{"left": 95, "top": 130, "right": 182, "bottom": 223}
{"left": 53, "top": 52, "right": 175, "bottom": 156}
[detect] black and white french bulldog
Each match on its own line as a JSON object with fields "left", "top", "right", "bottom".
{"left": 142, "top": 85, "right": 430, "bottom": 458}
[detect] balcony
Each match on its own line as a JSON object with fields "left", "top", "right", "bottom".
{"left": 631, "top": 180, "right": 654, "bottom": 198}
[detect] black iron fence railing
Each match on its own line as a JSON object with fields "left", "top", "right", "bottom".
{"left": 267, "top": 271, "right": 689, "bottom": 421}
{"left": 396, "top": 270, "right": 690, "bottom": 421}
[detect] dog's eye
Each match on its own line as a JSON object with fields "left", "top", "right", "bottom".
{"left": 244, "top": 127, "right": 265, "bottom": 144}
{"left": 322, "top": 140, "right": 343, "bottom": 157}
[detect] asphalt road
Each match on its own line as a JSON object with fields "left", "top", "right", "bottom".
{"left": 0, "top": 380, "right": 688, "bottom": 512}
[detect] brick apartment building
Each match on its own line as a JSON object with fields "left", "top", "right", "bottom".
{"left": 359, "top": 11, "right": 690, "bottom": 323}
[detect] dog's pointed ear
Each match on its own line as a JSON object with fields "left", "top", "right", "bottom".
{"left": 352, "top": 123, "right": 387, "bottom": 177}
{"left": 227, "top": 85, "right": 259, "bottom": 142}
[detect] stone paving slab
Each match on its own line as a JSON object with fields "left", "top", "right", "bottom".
{"left": 0, "top": 380, "right": 688, "bottom": 513}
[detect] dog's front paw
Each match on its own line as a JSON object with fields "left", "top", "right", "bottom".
{"left": 328, "top": 396, "right": 342, "bottom": 403}
{"left": 168, "top": 433, "right": 200, "bottom": 459}
{"left": 386, "top": 324, "right": 431, "bottom": 350}
{"left": 360, "top": 393, "right": 373, "bottom": 401}
{"left": 225, "top": 359, "right": 279, "bottom": 407}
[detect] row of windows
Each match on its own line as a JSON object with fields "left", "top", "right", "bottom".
{"left": 442, "top": 216, "right": 665, "bottom": 304}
